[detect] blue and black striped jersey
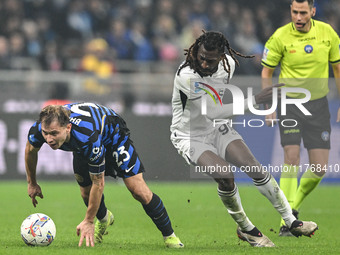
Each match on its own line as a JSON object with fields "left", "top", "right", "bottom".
{"left": 28, "top": 102, "right": 131, "bottom": 174}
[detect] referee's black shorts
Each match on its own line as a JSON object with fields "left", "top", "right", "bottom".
{"left": 277, "top": 96, "right": 331, "bottom": 150}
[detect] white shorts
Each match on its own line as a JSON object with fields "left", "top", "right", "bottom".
{"left": 171, "top": 123, "right": 243, "bottom": 164}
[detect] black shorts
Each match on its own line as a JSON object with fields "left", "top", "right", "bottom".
{"left": 277, "top": 96, "right": 331, "bottom": 150}
{"left": 73, "top": 138, "right": 145, "bottom": 187}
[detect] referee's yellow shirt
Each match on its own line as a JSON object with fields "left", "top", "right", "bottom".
{"left": 262, "top": 19, "right": 340, "bottom": 100}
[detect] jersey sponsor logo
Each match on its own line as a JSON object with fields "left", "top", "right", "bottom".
{"left": 194, "top": 82, "right": 223, "bottom": 106}
{"left": 321, "top": 131, "right": 330, "bottom": 142}
{"left": 298, "top": 36, "right": 316, "bottom": 42}
{"left": 304, "top": 45, "right": 313, "bottom": 53}
{"left": 92, "top": 147, "right": 100, "bottom": 154}
{"left": 289, "top": 50, "right": 296, "bottom": 54}
{"left": 90, "top": 153, "right": 101, "bottom": 162}
{"left": 284, "top": 128, "right": 300, "bottom": 134}
{"left": 90, "top": 147, "right": 102, "bottom": 161}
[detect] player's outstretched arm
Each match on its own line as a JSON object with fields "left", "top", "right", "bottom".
{"left": 25, "top": 140, "right": 43, "bottom": 207}
{"left": 77, "top": 171, "right": 105, "bottom": 247}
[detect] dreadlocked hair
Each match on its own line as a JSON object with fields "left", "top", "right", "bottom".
{"left": 177, "top": 31, "right": 254, "bottom": 82}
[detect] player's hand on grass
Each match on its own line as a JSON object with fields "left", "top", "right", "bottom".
{"left": 77, "top": 220, "right": 95, "bottom": 247}
{"left": 27, "top": 183, "right": 43, "bottom": 207}
{"left": 255, "top": 83, "right": 284, "bottom": 104}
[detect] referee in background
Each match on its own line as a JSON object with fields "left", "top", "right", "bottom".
{"left": 261, "top": 0, "right": 340, "bottom": 236}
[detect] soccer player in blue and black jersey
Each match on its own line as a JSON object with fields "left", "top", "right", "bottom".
{"left": 24, "top": 102, "right": 184, "bottom": 248}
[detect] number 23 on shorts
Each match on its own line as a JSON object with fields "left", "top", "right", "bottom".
{"left": 112, "top": 146, "right": 132, "bottom": 172}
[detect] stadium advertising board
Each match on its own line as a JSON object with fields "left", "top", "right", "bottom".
{"left": 0, "top": 98, "right": 339, "bottom": 181}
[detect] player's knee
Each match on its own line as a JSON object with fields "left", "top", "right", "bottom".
{"left": 216, "top": 178, "right": 234, "bottom": 191}
{"left": 242, "top": 157, "right": 260, "bottom": 168}
{"left": 285, "top": 153, "right": 300, "bottom": 165}
{"left": 284, "top": 146, "right": 300, "bottom": 165}
{"left": 130, "top": 186, "right": 152, "bottom": 204}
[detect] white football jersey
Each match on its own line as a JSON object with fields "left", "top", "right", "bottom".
{"left": 170, "top": 54, "right": 236, "bottom": 137}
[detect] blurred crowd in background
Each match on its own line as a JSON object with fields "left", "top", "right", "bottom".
{"left": 0, "top": 0, "right": 339, "bottom": 75}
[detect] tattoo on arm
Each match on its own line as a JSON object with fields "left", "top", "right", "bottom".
{"left": 90, "top": 172, "right": 104, "bottom": 186}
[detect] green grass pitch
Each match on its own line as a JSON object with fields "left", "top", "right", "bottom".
{"left": 1, "top": 180, "right": 339, "bottom": 255}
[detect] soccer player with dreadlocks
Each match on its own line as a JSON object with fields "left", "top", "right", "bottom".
{"left": 170, "top": 31, "right": 318, "bottom": 247}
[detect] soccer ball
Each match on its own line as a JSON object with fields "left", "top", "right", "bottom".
{"left": 20, "top": 213, "right": 56, "bottom": 246}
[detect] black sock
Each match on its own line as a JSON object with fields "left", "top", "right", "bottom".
{"left": 290, "top": 220, "right": 303, "bottom": 230}
{"left": 84, "top": 194, "right": 107, "bottom": 220}
{"left": 244, "top": 227, "right": 263, "bottom": 237}
{"left": 142, "top": 193, "right": 173, "bottom": 236}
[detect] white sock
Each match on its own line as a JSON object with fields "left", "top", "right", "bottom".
{"left": 218, "top": 184, "right": 255, "bottom": 232}
{"left": 253, "top": 172, "right": 296, "bottom": 228}
{"left": 163, "top": 232, "right": 176, "bottom": 239}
